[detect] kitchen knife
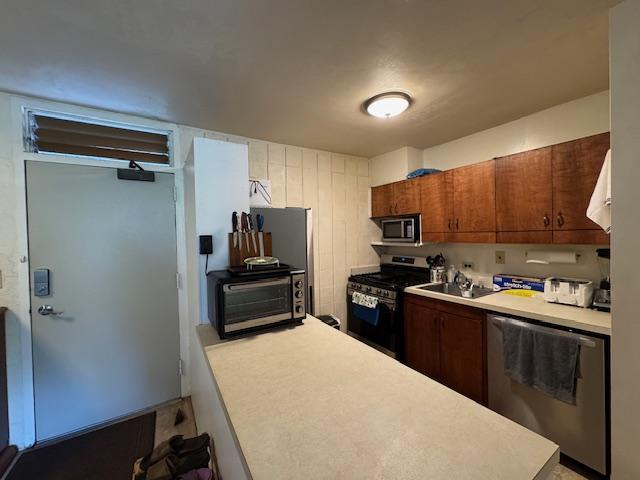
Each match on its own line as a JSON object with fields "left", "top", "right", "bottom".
{"left": 256, "top": 214, "right": 265, "bottom": 256}
{"left": 247, "top": 214, "right": 258, "bottom": 254}
{"left": 241, "top": 212, "right": 250, "bottom": 253}
{"left": 232, "top": 211, "right": 239, "bottom": 248}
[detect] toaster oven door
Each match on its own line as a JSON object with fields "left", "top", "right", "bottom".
{"left": 222, "top": 277, "right": 293, "bottom": 332}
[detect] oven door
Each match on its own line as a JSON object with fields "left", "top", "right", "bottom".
{"left": 222, "top": 277, "right": 293, "bottom": 333}
{"left": 346, "top": 291, "right": 401, "bottom": 358}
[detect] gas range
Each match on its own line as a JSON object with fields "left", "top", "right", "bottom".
{"left": 349, "top": 255, "right": 429, "bottom": 298}
{"left": 346, "top": 255, "right": 432, "bottom": 358}
{"left": 347, "top": 255, "right": 431, "bottom": 306}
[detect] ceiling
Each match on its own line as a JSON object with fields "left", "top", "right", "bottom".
{"left": 0, "top": 0, "right": 618, "bottom": 157}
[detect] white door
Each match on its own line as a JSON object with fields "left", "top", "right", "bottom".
{"left": 26, "top": 161, "right": 181, "bottom": 441}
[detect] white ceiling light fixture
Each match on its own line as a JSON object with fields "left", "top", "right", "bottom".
{"left": 364, "top": 92, "right": 412, "bottom": 119}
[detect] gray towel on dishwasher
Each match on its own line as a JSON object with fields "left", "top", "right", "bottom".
{"left": 502, "top": 321, "right": 581, "bottom": 404}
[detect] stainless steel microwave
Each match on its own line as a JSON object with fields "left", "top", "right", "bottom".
{"left": 381, "top": 216, "right": 420, "bottom": 243}
{"left": 207, "top": 268, "right": 306, "bottom": 338}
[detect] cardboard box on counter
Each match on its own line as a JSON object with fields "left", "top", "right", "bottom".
{"left": 493, "top": 274, "right": 545, "bottom": 293}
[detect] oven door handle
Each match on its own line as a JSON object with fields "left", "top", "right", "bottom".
{"left": 224, "top": 277, "right": 290, "bottom": 292}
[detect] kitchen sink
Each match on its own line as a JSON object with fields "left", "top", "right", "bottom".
{"left": 418, "top": 283, "right": 496, "bottom": 299}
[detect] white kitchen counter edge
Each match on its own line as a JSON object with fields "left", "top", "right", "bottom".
{"left": 404, "top": 284, "right": 611, "bottom": 336}
{"left": 194, "top": 318, "right": 559, "bottom": 480}
{"left": 192, "top": 325, "right": 253, "bottom": 480}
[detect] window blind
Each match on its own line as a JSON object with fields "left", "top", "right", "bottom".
{"left": 27, "top": 113, "right": 170, "bottom": 164}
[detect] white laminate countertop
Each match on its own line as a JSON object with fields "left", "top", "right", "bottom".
{"left": 404, "top": 284, "right": 612, "bottom": 336}
{"left": 200, "top": 317, "right": 559, "bottom": 480}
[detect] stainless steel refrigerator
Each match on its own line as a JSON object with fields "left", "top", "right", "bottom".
{"left": 250, "top": 207, "right": 314, "bottom": 314}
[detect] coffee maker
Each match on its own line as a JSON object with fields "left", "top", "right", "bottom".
{"left": 592, "top": 248, "right": 611, "bottom": 312}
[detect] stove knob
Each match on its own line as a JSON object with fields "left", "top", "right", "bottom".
{"left": 295, "top": 280, "right": 303, "bottom": 288}
{"left": 365, "top": 287, "right": 372, "bottom": 292}
{"left": 295, "top": 305, "right": 303, "bottom": 313}
{"left": 382, "top": 291, "right": 389, "bottom": 297}
{"left": 295, "top": 291, "right": 303, "bottom": 298}
{"left": 375, "top": 289, "right": 382, "bottom": 295}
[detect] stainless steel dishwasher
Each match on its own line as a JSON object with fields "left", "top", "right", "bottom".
{"left": 487, "top": 314, "right": 609, "bottom": 476}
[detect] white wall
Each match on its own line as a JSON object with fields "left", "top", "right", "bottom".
{"left": 246, "top": 140, "right": 378, "bottom": 321}
{"left": 610, "top": 1, "right": 640, "bottom": 478}
{"left": 423, "top": 90, "right": 610, "bottom": 170}
{"left": 191, "top": 139, "right": 249, "bottom": 323}
{"left": 373, "top": 91, "right": 611, "bottom": 284}
{"left": 0, "top": 91, "right": 376, "bottom": 448}
{"left": 387, "top": 243, "right": 605, "bottom": 289}
{"left": 370, "top": 146, "right": 422, "bottom": 186}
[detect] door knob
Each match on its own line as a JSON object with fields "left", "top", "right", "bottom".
{"left": 38, "top": 305, "right": 63, "bottom": 316}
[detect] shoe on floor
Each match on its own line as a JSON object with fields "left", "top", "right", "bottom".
{"left": 144, "top": 448, "right": 210, "bottom": 480}
{"left": 134, "top": 433, "right": 210, "bottom": 477}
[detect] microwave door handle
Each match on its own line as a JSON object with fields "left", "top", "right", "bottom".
{"left": 225, "top": 278, "right": 290, "bottom": 291}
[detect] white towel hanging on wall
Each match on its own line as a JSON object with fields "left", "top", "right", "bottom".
{"left": 586, "top": 149, "right": 611, "bottom": 233}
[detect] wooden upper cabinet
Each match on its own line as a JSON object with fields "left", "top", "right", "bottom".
{"left": 419, "top": 171, "right": 453, "bottom": 237}
{"left": 394, "top": 179, "right": 421, "bottom": 215}
{"left": 371, "top": 180, "right": 420, "bottom": 218}
{"left": 371, "top": 183, "right": 394, "bottom": 218}
{"left": 552, "top": 132, "right": 610, "bottom": 231}
{"left": 495, "top": 147, "right": 553, "bottom": 243}
{"left": 452, "top": 160, "right": 496, "bottom": 233}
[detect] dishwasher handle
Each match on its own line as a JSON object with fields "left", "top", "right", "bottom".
{"left": 489, "top": 315, "right": 596, "bottom": 348}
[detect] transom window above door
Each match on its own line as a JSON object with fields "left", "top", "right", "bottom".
{"left": 24, "top": 110, "right": 173, "bottom": 165}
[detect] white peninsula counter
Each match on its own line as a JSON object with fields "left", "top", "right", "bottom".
{"left": 191, "top": 316, "right": 559, "bottom": 480}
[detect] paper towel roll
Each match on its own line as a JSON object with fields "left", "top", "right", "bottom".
{"left": 525, "top": 251, "right": 579, "bottom": 264}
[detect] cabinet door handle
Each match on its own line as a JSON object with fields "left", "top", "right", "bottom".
{"left": 395, "top": 202, "right": 398, "bottom": 214}
{"left": 557, "top": 212, "right": 565, "bottom": 227}
{"left": 455, "top": 218, "right": 459, "bottom": 230}
{"left": 448, "top": 219, "right": 452, "bottom": 231}
{"left": 543, "top": 214, "right": 550, "bottom": 227}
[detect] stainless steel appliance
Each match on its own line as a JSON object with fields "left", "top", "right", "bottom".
{"left": 487, "top": 314, "right": 609, "bottom": 476}
{"left": 543, "top": 277, "right": 595, "bottom": 308}
{"left": 347, "top": 255, "right": 431, "bottom": 358}
{"left": 429, "top": 267, "right": 446, "bottom": 284}
{"left": 593, "top": 248, "right": 611, "bottom": 312}
{"left": 381, "top": 215, "right": 421, "bottom": 243}
{"left": 251, "top": 207, "right": 314, "bottom": 313}
{"left": 207, "top": 266, "right": 306, "bottom": 338}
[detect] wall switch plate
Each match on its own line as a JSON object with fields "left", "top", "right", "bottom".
{"left": 462, "top": 262, "right": 474, "bottom": 269}
{"left": 495, "top": 251, "right": 506, "bottom": 264}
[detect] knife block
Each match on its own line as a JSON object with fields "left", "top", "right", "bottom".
{"left": 228, "top": 232, "right": 273, "bottom": 266}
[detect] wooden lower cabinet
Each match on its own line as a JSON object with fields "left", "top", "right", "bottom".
{"left": 439, "top": 312, "right": 485, "bottom": 403}
{"left": 404, "top": 298, "right": 441, "bottom": 381}
{"left": 403, "top": 294, "right": 487, "bottom": 405}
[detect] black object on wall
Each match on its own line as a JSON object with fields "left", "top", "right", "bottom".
{"left": 199, "top": 235, "right": 213, "bottom": 255}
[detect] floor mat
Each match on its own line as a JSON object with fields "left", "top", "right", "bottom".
{"left": 6, "top": 412, "right": 156, "bottom": 480}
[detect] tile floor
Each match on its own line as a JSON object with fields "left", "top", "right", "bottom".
{"left": 154, "top": 397, "right": 197, "bottom": 447}
{"left": 550, "top": 464, "right": 588, "bottom": 479}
